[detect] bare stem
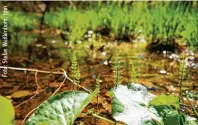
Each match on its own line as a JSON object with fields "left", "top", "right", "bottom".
{"left": 51, "top": 76, "right": 67, "bottom": 96}
{"left": 92, "top": 114, "right": 123, "bottom": 125}
{"left": 34, "top": 71, "right": 40, "bottom": 89}
{"left": 22, "top": 107, "right": 37, "bottom": 125}
{"left": 0, "top": 66, "right": 64, "bottom": 74}
{"left": 0, "top": 66, "right": 91, "bottom": 93}
{"left": 66, "top": 76, "right": 91, "bottom": 93}
{"left": 16, "top": 93, "right": 38, "bottom": 108}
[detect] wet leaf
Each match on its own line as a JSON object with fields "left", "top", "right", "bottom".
{"left": 26, "top": 89, "right": 99, "bottom": 125}
{"left": 0, "top": 96, "right": 15, "bottom": 125}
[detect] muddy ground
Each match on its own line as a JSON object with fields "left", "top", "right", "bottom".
{"left": 0, "top": 42, "right": 198, "bottom": 125}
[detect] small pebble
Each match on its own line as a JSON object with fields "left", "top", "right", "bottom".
{"left": 51, "top": 40, "right": 56, "bottom": 44}
{"left": 101, "top": 52, "right": 106, "bottom": 56}
{"left": 88, "top": 30, "right": 93, "bottom": 35}
{"left": 104, "top": 61, "right": 108, "bottom": 66}
{"left": 159, "top": 69, "right": 167, "bottom": 74}
{"left": 88, "top": 38, "right": 92, "bottom": 42}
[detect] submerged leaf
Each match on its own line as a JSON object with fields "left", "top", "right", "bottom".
{"left": 149, "top": 94, "right": 179, "bottom": 109}
{"left": 26, "top": 89, "right": 98, "bottom": 125}
{"left": 0, "top": 96, "right": 15, "bottom": 125}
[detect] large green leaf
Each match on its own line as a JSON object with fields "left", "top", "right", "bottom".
{"left": 112, "top": 84, "right": 162, "bottom": 125}
{"left": 149, "top": 94, "right": 179, "bottom": 109}
{"left": 26, "top": 89, "right": 98, "bottom": 125}
{"left": 153, "top": 105, "right": 197, "bottom": 125}
{"left": 0, "top": 96, "right": 15, "bottom": 125}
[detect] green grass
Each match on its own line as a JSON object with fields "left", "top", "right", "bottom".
{"left": 181, "top": 10, "right": 198, "bottom": 51}
{"left": 42, "top": 1, "right": 198, "bottom": 51}
{"left": 9, "top": 34, "right": 37, "bottom": 53}
{"left": 0, "top": 11, "right": 39, "bottom": 53}
{"left": 0, "top": 11, "right": 38, "bottom": 31}
{"left": 1, "top": 2, "right": 198, "bottom": 52}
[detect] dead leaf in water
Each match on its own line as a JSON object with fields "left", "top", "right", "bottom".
{"left": 166, "top": 85, "right": 179, "bottom": 92}
{"left": 11, "top": 90, "right": 32, "bottom": 99}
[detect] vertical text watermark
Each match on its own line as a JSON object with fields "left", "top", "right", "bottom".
{"left": 1, "top": 6, "right": 8, "bottom": 77}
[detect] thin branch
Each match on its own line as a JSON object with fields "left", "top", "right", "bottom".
{"left": 66, "top": 75, "right": 91, "bottom": 93}
{"left": 92, "top": 114, "right": 123, "bottom": 125}
{"left": 34, "top": 71, "right": 40, "bottom": 89}
{"left": 0, "top": 66, "right": 64, "bottom": 75}
{"left": 1, "top": 66, "right": 93, "bottom": 124}
{"left": 21, "top": 70, "right": 66, "bottom": 124}
{"left": 22, "top": 107, "right": 37, "bottom": 125}
{"left": 21, "top": 75, "right": 66, "bottom": 124}
{"left": 16, "top": 93, "right": 38, "bottom": 108}
{"left": 0, "top": 66, "right": 91, "bottom": 93}
{"left": 51, "top": 69, "right": 67, "bottom": 96}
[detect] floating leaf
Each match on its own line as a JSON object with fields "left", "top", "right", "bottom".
{"left": 26, "top": 89, "right": 98, "bottom": 125}
{"left": 0, "top": 96, "right": 15, "bottom": 125}
{"left": 149, "top": 94, "right": 179, "bottom": 109}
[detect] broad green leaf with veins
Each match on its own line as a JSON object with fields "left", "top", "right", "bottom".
{"left": 153, "top": 105, "right": 194, "bottom": 125}
{"left": 112, "top": 96, "right": 124, "bottom": 115}
{"left": 0, "top": 96, "right": 15, "bottom": 125}
{"left": 26, "top": 89, "right": 99, "bottom": 125}
{"left": 149, "top": 94, "right": 180, "bottom": 109}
